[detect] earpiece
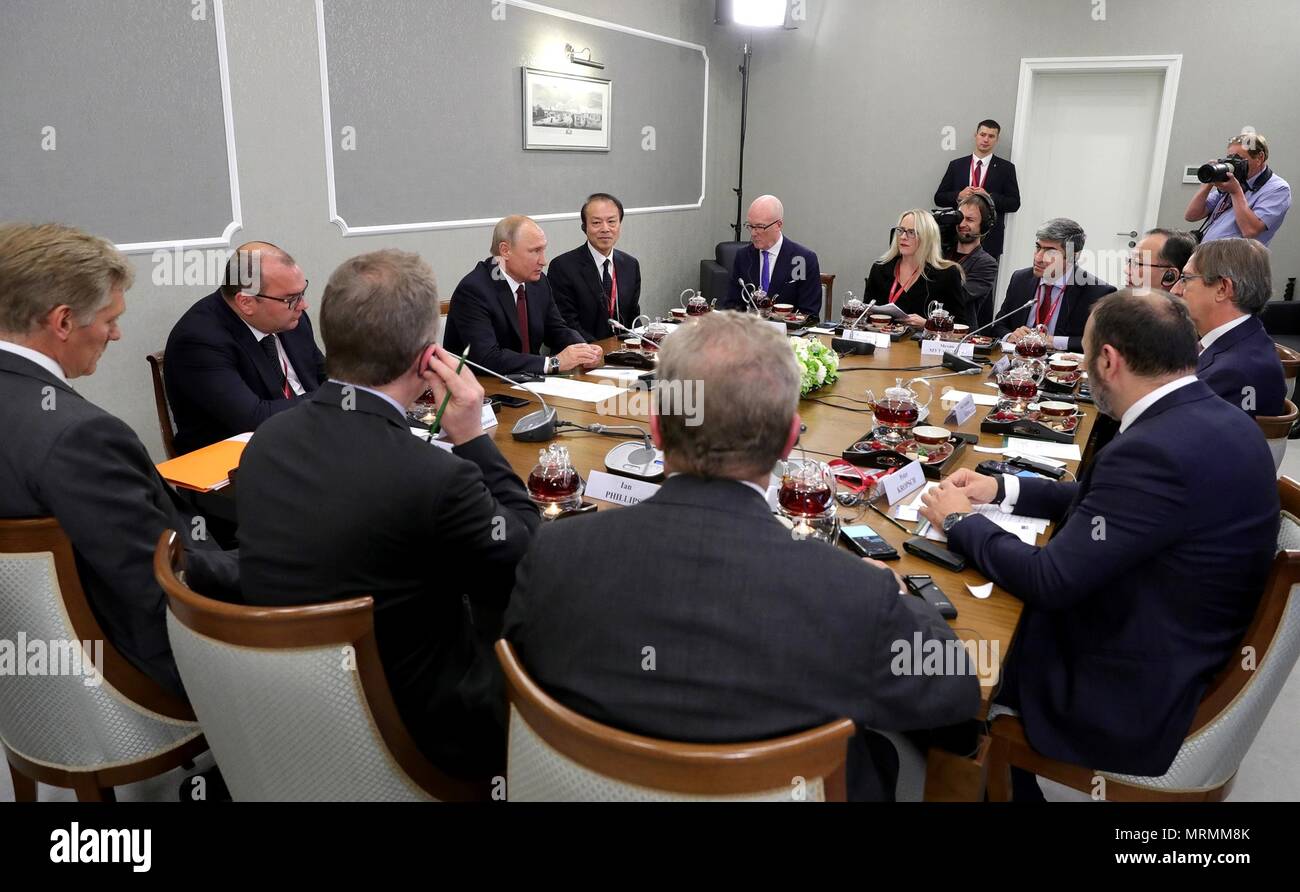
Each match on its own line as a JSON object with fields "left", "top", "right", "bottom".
{"left": 1161, "top": 267, "right": 1178, "bottom": 288}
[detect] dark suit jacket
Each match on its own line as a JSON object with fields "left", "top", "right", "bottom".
{"left": 504, "top": 475, "right": 981, "bottom": 800}
{"left": 991, "top": 267, "right": 1116, "bottom": 354}
{"left": 864, "top": 258, "right": 967, "bottom": 323}
{"left": 444, "top": 259, "right": 586, "bottom": 376}
{"left": 952, "top": 246, "right": 1000, "bottom": 328}
{"left": 934, "top": 154, "right": 1021, "bottom": 258}
{"left": 548, "top": 244, "right": 642, "bottom": 342}
{"left": 164, "top": 289, "right": 326, "bottom": 455}
{"left": 235, "top": 382, "right": 540, "bottom": 779}
{"left": 0, "top": 350, "right": 239, "bottom": 696}
{"left": 1197, "top": 315, "right": 1287, "bottom": 417}
{"left": 722, "top": 238, "right": 823, "bottom": 318}
{"left": 948, "top": 380, "right": 1279, "bottom": 775}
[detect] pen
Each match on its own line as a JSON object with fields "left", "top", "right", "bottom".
{"left": 429, "top": 345, "right": 470, "bottom": 437}
{"left": 868, "top": 499, "right": 914, "bottom": 534}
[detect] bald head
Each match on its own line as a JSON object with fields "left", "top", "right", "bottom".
{"left": 493, "top": 215, "right": 548, "bottom": 283}
{"left": 746, "top": 195, "right": 785, "bottom": 251}
{"left": 221, "top": 241, "right": 295, "bottom": 299}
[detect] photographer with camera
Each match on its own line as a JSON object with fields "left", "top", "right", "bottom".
{"left": 1184, "top": 132, "right": 1291, "bottom": 246}
{"left": 944, "top": 195, "right": 1001, "bottom": 327}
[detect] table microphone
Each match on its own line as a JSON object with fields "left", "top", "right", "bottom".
{"left": 608, "top": 318, "right": 658, "bottom": 350}
{"left": 738, "top": 278, "right": 759, "bottom": 311}
{"left": 459, "top": 356, "right": 558, "bottom": 442}
{"left": 943, "top": 302, "right": 1031, "bottom": 372}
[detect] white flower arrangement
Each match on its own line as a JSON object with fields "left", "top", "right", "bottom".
{"left": 790, "top": 336, "right": 840, "bottom": 397}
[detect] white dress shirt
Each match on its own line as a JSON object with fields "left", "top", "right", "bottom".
{"left": 327, "top": 378, "right": 408, "bottom": 418}
{"left": 1199, "top": 313, "right": 1251, "bottom": 352}
{"left": 241, "top": 319, "right": 305, "bottom": 396}
{"left": 970, "top": 152, "right": 993, "bottom": 188}
{"left": 0, "top": 340, "right": 68, "bottom": 384}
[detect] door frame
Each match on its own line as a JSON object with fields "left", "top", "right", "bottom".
{"left": 997, "top": 54, "right": 1182, "bottom": 304}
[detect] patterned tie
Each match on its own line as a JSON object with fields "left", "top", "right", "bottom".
{"left": 760, "top": 250, "right": 771, "bottom": 292}
{"left": 973, "top": 159, "right": 984, "bottom": 189}
{"left": 603, "top": 259, "right": 617, "bottom": 320}
{"left": 259, "top": 334, "right": 290, "bottom": 398}
{"left": 516, "top": 285, "right": 531, "bottom": 354}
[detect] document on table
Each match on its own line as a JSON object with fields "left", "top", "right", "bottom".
{"left": 918, "top": 504, "right": 1047, "bottom": 546}
{"left": 513, "top": 377, "right": 628, "bottom": 403}
{"left": 939, "top": 389, "right": 999, "bottom": 406}
{"left": 1005, "top": 437, "right": 1082, "bottom": 462}
{"left": 584, "top": 368, "right": 647, "bottom": 382}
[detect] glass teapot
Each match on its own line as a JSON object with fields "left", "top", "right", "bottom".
{"left": 995, "top": 362, "right": 1045, "bottom": 416}
{"left": 922, "top": 300, "right": 955, "bottom": 339}
{"left": 632, "top": 314, "right": 672, "bottom": 349}
{"left": 865, "top": 377, "right": 934, "bottom": 445}
{"left": 679, "top": 289, "right": 713, "bottom": 316}
{"left": 1014, "top": 324, "right": 1050, "bottom": 359}
{"left": 526, "top": 444, "right": 584, "bottom": 518}
{"left": 777, "top": 458, "right": 840, "bottom": 544}
{"left": 840, "top": 291, "right": 868, "bottom": 329}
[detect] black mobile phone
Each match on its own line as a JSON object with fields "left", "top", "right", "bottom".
{"left": 976, "top": 459, "right": 1051, "bottom": 481}
{"left": 489, "top": 394, "right": 531, "bottom": 410}
{"left": 840, "top": 524, "right": 899, "bottom": 560}
{"left": 904, "top": 574, "right": 958, "bottom": 619}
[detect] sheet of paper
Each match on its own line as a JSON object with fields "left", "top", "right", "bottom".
{"left": 807, "top": 327, "right": 836, "bottom": 335}
{"left": 940, "top": 389, "right": 999, "bottom": 406}
{"left": 585, "top": 367, "right": 646, "bottom": 382}
{"left": 972, "top": 503, "right": 1048, "bottom": 544}
{"left": 226, "top": 432, "right": 254, "bottom": 444}
{"left": 893, "top": 481, "right": 940, "bottom": 522}
{"left": 967, "top": 582, "right": 993, "bottom": 600}
{"left": 513, "top": 377, "right": 628, "bottom": 403}
{"left": 869, "top": 302, "right": 911, "bottom": 321}
{"left": 1005, "top": 437, "right": 1082, "bottom": 462}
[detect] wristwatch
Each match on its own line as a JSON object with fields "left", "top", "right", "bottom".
{"left": 994, "top": 474, "right": 1007, "bottom": 505}
{"left": 942, "top": 511, "right": 971, "bottom": 534}
{"left": 544, "top": 356, "right": 559, "bottom": 375}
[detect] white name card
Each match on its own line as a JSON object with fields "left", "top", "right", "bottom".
{"left": 768, "top": 320, "right": 789, "bottom": 336}
{"left": 920, "top": 339, "right": 975, "bottom": 359}
{"left": 847, "top": 330, "right": 891, "bottom": 349}
{"left": 945, "top": 393, "right": 978, "bottom": 426}
{"left": 585, "top": 470, "right": 661, "bottom": 507}
{"left": 880, "top": 460, "right": 926, "bottom": 506}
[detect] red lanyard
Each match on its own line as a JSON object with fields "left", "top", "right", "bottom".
{"left": 888, "top": 264, "right": 916, "bottom": 304}
{"left": 607, "top": 262, "right": 619, "bottom": 317}
{"left": 1034, "top": 281, "right": 1065, "bottom": 327}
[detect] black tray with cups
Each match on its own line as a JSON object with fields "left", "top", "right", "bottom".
{"left": 979, "top": 401, "right": 1083, "bottom": 444}
{"left": 837, "top": 322, "right": 914, "bottom": 341}
{"left": 840, "top": 429, "right": 977, "bottom": 480}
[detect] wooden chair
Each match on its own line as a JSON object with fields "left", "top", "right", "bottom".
{"left": 155, "top": 531, "right": 485, "bottom": 801}
{"left": 495, "top": 639, "right": 854, "bottom": 801}
{"left": 1256, "top": 398, "right": 1298, "bottom": 475}
{"left": 1276, "top": 342, "right": 1300, "bottom": 381}
{"left": 820, "top": 273, "right": 836, "bottom": 321}
{"left": 0, "top": 518, "right": 205, "bottom": 801}
{"left": 145, "top": 351, "right": 179, "bottom": 459}
{"left": 986, "top": 476, "right": 1300, "bottom": 801}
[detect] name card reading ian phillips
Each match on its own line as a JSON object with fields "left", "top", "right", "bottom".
{"left": 585, "top": 471, "right": 661, "bottom": 506}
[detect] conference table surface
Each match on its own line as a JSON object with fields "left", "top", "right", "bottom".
{"left": 463, "top": 328, "right": 1101, "bottom": 710}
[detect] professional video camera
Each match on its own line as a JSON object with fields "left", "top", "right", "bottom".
{"left": 1197, "top": 155, "right": 1249, "bottom": 186}
{"left": 931, "top": 208, "right": 964, "bottom": 256}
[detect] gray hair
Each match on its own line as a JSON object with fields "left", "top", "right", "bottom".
{"left": 655, "top": 312, "right": 800, "bottom": 480}
{"left": 320, "top": 249, "right": 440, "bottom": 386}
{"left": 0, "top": 223, "right": 134, "bottom": 336}
{"left": 1036, "top": 217, "right": 1086, "bottom": 255}
{"left": 490, "top": 215, "right": 538, "bottom": 257}
{"left": 1192, "top": 238, "right": 1273, "bottom": 315}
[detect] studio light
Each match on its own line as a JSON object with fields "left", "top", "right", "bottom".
{"left": 730, "top": 0, "right": 788, "bottom": 28}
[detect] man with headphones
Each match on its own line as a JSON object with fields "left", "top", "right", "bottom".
{"left": 947, "top": 194, "right": 1001, "bottom": 327}
{"left": 1124, "top": 228, "right": 1196, "bottom": 292}
{"left": 547, "top": 192, "right": 642, "bottom": 342}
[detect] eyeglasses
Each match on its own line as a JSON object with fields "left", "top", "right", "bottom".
{"left": 895, "top": 228, "right": 918, "bottom": 240}
{"left": 744, "top": 220, "right": 782, "bottom": 232}
{"left": 1174, "top": 274, "right": 1209, "bottom": 287}
{"left": 250, "top": 280, "right": 309, "bottom": 311}
{"left": 1125, "top": 257, "right": 1178, "bottom": 270}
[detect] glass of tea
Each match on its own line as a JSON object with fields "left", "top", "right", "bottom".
{"left": 527, "top": 444, "right": 584, "bottom": 518}
{"left": 752, "top": 290, "right": 774, "bottom": 318}
{"left": 777, "top": 459, "right": 840, "bottom": 544}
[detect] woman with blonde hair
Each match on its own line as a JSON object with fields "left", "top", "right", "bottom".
{"left": 864, "top": 209, "right": 965, "bottom": 326}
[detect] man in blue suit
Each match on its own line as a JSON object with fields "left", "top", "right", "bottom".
{"left": 165, "top": 242, "right": 326, "bottom": 454}
{"left": 1172, "top": 237, "right": 1287, "bottom": 418}
{"left": 722, "top": 195, "right": 823, "bottom": 320}
{"left": 920, "top": 289, "right": 1279, "bottom": 797}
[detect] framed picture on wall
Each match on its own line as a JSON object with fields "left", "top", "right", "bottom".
{"left": 522, "top": 68, "right": 612, "bottom": 152}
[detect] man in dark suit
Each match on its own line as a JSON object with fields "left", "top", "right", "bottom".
{"left": 921, "top": 290, "right": 1279, "bottom": 796}
{"left": 1172, "top": 237, "right": 1287, "bottom": 417}
{"left": 934, "top": 120, "right": 1021, "bottom": 259}
{"left": 548, "top": 193, "right": 642, "bottom": 341}
{"left": 444, "top": 216, "right": 601, "bottom": 376}
{"left": 721, "top": 195, "right": 823, "bottom": 319}
{"left": 0, "top": 223, "right": 239, "bottom": 696}
{"left": 165, "top": 242, "right": 326, "bottom": 454}
{"left": 505, "top": 312, "right": 981, "bottom": 801}
{"left": 237, "top": 249, "right": 540, "bottom": 783}
{"left": 992, "top": 217, "right": 1116, "bottom": 353}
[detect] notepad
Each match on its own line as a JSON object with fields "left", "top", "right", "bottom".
{"left": 157, "top": 436, "right": 248, "bottom": 492}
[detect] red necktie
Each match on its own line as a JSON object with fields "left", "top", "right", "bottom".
{"left": 516, "top": 285, "right": 531, "bottom": 354}
{"left": 1035, "top": 283, "right": 1054, "bottom": 326}
{"left": 603, "top": 259, "right": 618, "bottom": 319}
{"left": 972, "top": 159, "right": 984, "bottom": 189}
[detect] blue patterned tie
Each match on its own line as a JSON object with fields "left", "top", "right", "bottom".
{"left": 760, "top": 251, "right": 771, "bottom": 292}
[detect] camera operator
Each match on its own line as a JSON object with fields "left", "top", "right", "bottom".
{"left": 1184, "top": 132, "right": 1291, "bottom": 246}
{"left": 945, "top": 195, "right": 1000, "bottom": 327}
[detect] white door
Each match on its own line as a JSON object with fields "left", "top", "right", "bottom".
{"left": 997, "top": 56, "right": 1181, "bottom": 310}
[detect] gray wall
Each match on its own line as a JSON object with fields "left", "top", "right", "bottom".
{"left": 728, "top": 0, "right": 1299, "bottom": 309}
{"left": 25, "top": 0, "right": 739, "bottom": 460}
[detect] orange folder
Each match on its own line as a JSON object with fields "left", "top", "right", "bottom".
{"left": 157, "top": 439, "right": 247, "bottom": 492}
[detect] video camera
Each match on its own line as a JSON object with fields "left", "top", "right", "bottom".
{"left": 931, "top": 208, "right": 964, "bottom": 256}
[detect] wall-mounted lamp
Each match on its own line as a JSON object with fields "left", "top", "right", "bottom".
{"left": 565, "top": 44, "right": 605, "bottom": 70}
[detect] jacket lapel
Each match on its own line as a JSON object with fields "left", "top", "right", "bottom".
{"left": 217, "top": 294, "right": 284, "bottom": 396}
{"left": 492, "top": 261, "right": 524, "bottom": 347}
{"left": 582, "top": 252, "right": 611, "bottom": 326}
